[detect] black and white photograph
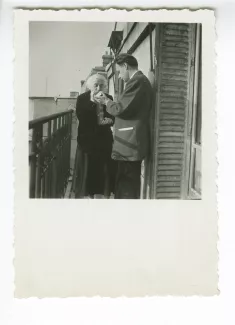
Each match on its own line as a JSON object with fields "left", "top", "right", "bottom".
{"left": 29, "top": 20, "right": 202, "bottom": 200}
{"left": 14, "top": 9, "right": 216, "bottom": 298}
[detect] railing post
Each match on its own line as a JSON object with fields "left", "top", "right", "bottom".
{"left": 51, "top": 118, "right": 58, "bottom": 198}
{"left": 35, "top": 125, "right": 43, "bottom": 198}
{"left": 45, "top": 120, "right": 51, "bottom": 198}
{"left": 68, "top": 112, "right": 72, "bottom": 173}
{"left": 29, "top": 129, "right": 37, "bottom": 198}
{"left": 62, "top": 115, "right": 67, "bottom": 195}
{"left": 57, "top": 116, "right": 62, "bottom": 197}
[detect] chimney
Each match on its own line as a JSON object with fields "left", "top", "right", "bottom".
{"left": 102, "top": 51, "right": 113, "bottom": 67}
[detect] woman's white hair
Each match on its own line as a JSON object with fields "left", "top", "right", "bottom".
{"left": 85, "top": 73, "right": 108, "bottom": 92}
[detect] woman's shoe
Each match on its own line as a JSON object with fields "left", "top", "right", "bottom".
{"left": 94, "top": 194, "right": 104, "bottom": 199}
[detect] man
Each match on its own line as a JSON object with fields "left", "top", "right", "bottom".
{"left": 95, "top": 53, "right": 153, "bottom": 199}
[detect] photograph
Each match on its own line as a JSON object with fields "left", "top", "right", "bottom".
{"left": 14, "top": 9, "right": 216, "bottom": 298}
{"left": 29, "top": 21, "right": 202, "bottom": 200}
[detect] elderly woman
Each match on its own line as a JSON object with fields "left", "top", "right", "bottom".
{"left": 74, "top": 73, "right": 115, "bottom": 199}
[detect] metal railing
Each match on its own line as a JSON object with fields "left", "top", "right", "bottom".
{"left": 29, "top": 110, "right": 73, "bottom": 198}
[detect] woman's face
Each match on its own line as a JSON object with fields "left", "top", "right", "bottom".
{"left": 90, "top": 77, "right": 107, "bottom": 94}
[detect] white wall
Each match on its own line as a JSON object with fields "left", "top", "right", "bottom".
{"left": 133, "top": 36, "right": 152, "bottom": 77}
{"left": 108, "top": 76, "right": 115, "bottom": 99}
{"left": 122, "top": 23, "right": 148, "bottom": 52}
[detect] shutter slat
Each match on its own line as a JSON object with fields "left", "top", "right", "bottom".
{"left": 157, "top": 182, "right": 181, "bottom": 187}
{"left": 164, "top": 34, "right": 189, "bottom": 41}
{"left": 162, "top": 69, "right": 189, "bottom": 77}
{"left": 159, "top": 137, "right": 184, "bottom": 142}
{"left": 158, "top": 171, "right": 182, "bottom": 176}
{"left": 159, "top": 160, "right": 183, "bottom": 165}
{"left": 158, "top": 165, "right": 182, "bottom": 171}
{"left": 158, "top": 176, "right": 181, "bottom": 181}
{"left": 159, "top": 132, "right": 184, "bottom": 137}
{"left": 162, "top": 51, "right": 188, "bottom": 59}
{"left": 161, "top": 47, "right": 189, "bottom": 54}
{"left": 156, "top": 193, "right": 180, "bottom": 199}
{"left": 158, "top": 144, "right": 184, "bottom": 149}
{"left": 161, "top": 103, "right": 186, "bottom": 109}
{"left": 162, "top": 42, "right": 189, "bottom": 49}
{"left": 160, "top": 115, "right": 185, "bottom": 121}
{"left": 162, "top": 63, "right": 188, "bottom": 70}
{"left": 161, "top": 98, "right": 187, "bottom": 104}
{"left": 164, "top": 30, "right": 189, "bottom": 37}
{"left": 164, "top": 24, "right": 189, "bottom": 31}
{"left": 159, "top": 126, "right": 185, "bottom": 132}
{"left": 158, "top": 147, "right": 184, "bottom": 154}
{"left": 162, "top": 58, "right": 189, "bottom": 65}
{"left": 161, "top": 86, "right": 187, "bottom": 93}
{"left": 156, "top": 187, "right": 181, "bottom": 193}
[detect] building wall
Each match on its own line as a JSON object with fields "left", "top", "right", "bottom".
{"left": 108, "top": 75, "right": 115, "bottom": 99}
{"left": 115, "top": 22, "right": 126, "bottom": 36}
{"left": 132, "top": 29, "right": 155, "bottom": 77}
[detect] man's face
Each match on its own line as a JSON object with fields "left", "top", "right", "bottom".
{"left": 116, "top": 63, "right": 129, "bottom": 82}
{"left": 91, "top": 77, "right": 107, "bottom": 94}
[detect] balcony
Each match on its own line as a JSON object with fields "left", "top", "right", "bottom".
{"left": 28, "top": 109, "right": 147, "bottom": 199}
{"left": 29, "top": 110, "right": 74, "bottom": 198}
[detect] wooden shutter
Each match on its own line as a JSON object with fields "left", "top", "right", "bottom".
{"left": 153, "top": 23, "right": 196, "bottom": 199}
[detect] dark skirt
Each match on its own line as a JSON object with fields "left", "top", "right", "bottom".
{"left": 72, "top": 145, "right": 116, "bottom": 198}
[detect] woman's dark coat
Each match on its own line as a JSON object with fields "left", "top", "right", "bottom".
{"left": 76, "top": 91, "right": 114, "bottom": 156}
{"left": 74, "top": 91, "right": 115, "bottom": 197}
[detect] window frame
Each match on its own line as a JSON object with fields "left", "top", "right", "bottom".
{"left": 188, "top": 24, "right": 202, "bottom": 199}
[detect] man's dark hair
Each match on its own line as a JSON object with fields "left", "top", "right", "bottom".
{"left": 115, "top": 53, "right": 138, "bottom": 69}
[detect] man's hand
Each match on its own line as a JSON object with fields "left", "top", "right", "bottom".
{"left": 94, "top": 91, "right": 110, "bottom": 105}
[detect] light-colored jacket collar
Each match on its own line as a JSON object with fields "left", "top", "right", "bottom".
{"left": 124, "top": 71, "right": 142, "bottom": 89}
{"left": 129, "top": 70, "right": 139, "bottom": 80}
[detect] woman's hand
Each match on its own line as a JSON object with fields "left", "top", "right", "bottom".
{"left": 94, "top": 91, "right": 108, "bottom": 105}
{"left": 100, "top": 118, "right": 113, "bottom": 125}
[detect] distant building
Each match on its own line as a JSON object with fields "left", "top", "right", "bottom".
{"left": 70, "top": 91, "right": 79, "bottom": 98}
{"left": 80, "top": 52, "right": 113, "bottom": 94}
{"left": 29, "top": 96, "right": 77, "bottom": 120}
{"left": 102, "top": 51, "right": 113, "bottom": 68}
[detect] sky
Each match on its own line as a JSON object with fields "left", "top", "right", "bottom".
{"left": 29, "top": 22, "right": 114, "bottom": 97}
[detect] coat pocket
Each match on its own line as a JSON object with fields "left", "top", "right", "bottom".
{"left": 114, "top": 126, "right": 138, "bottom": 154}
